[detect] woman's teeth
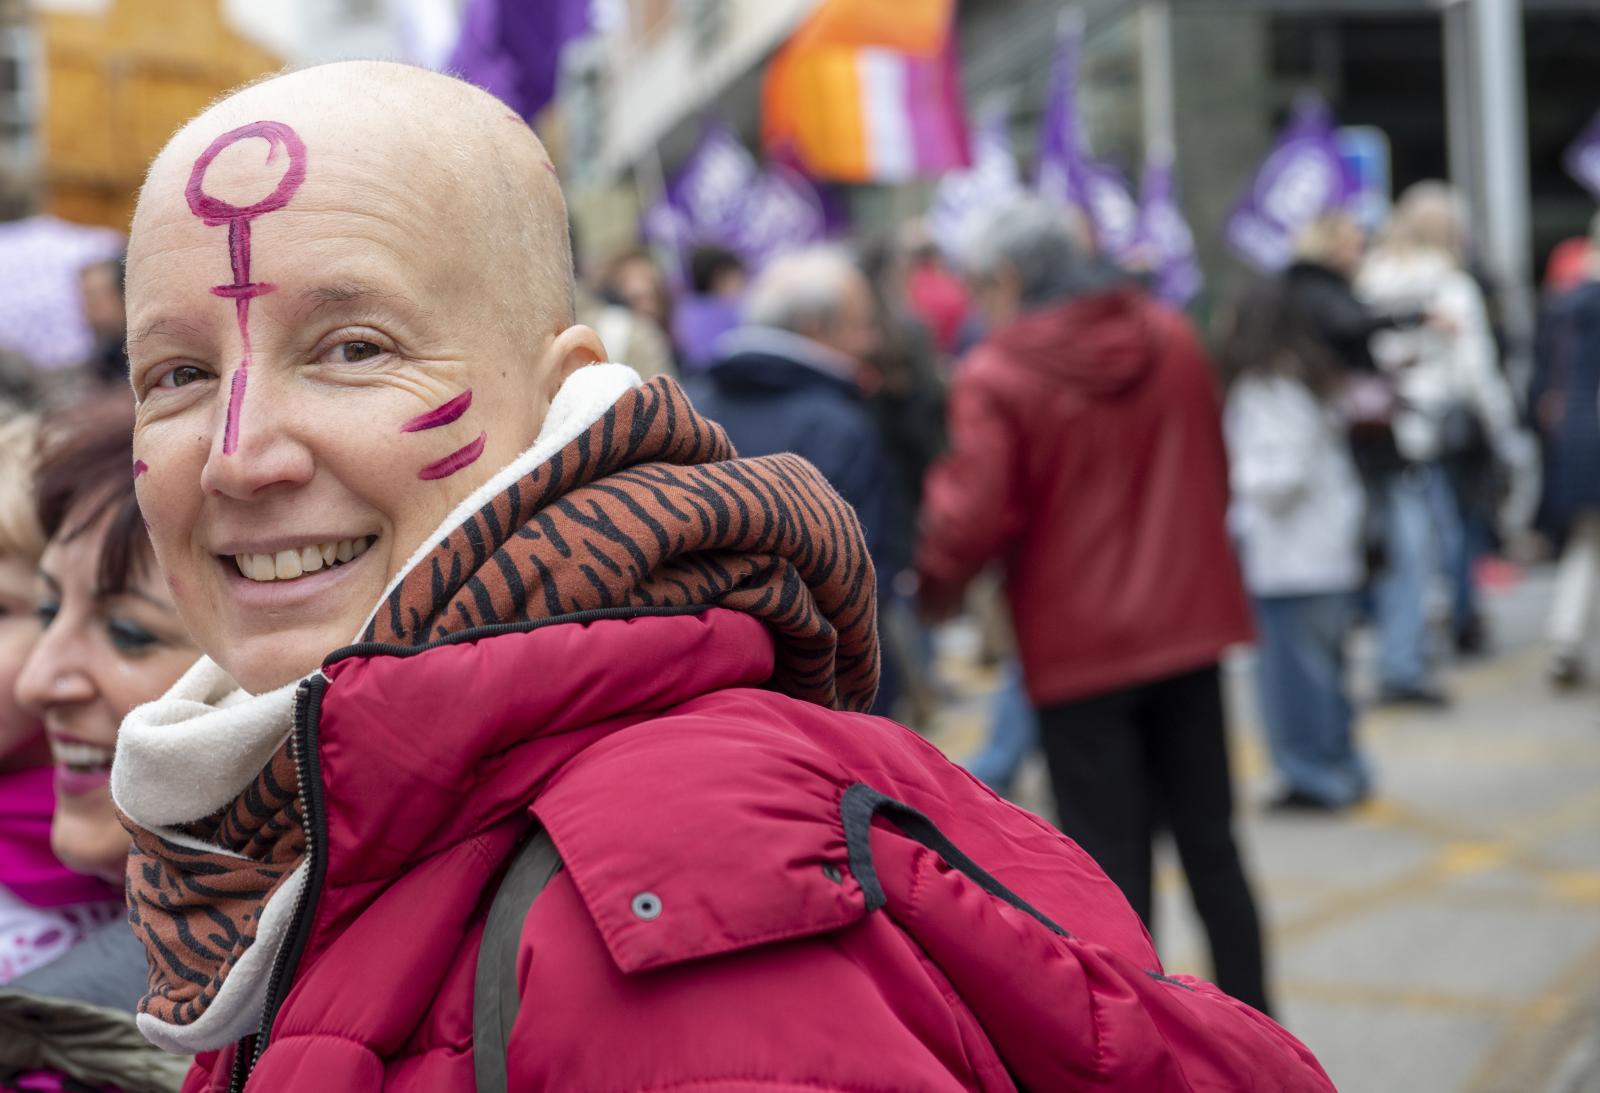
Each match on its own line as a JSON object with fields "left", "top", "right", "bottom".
{"left": 51, "top": 740, "right": 114, "bottom": 770}
{"left": 234, "top": 537, "right": 371, "bottom": 582}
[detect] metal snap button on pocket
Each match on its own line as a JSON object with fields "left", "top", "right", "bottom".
{"left": 631, "top": 892, "right": 662, "bottom": 921}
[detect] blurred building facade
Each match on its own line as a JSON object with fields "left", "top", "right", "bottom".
{"left": 222, "top": 0, "right": 400, "bottom": 69}
{"left": 18, "top": 0, "right": 279, "bottom": 229}
{"left": 563, "top": 0, "right": 1600, "bottom": 333}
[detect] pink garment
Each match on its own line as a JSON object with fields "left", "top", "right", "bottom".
{"left": 0, "top": 767, "right": 123, "bottom": 984}
{"left": 179, "top": 609, "right": 1331, "bottom": 1092}
{"left": 906, "top": 261, "right": 971, "bottom": 355}
{"left": 6, "top": 1072, "right": 121, "bottom": 1092}
{"left": 0, "top": 767, "right": 121, "bottom": 908}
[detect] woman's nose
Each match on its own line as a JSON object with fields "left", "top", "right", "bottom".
{"left": 198, "top": 374, "right": 316, "bottom": 501}
{"left": 15, "top": 624, "right": 96, "bottom": 714}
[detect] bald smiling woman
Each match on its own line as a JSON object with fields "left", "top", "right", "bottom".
{"left": 111, "top": 62, "right": 1334, "bottom": 1093}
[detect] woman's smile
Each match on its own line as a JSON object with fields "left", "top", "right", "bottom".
{"left": 46, "top": 729, "right": 115, "bottom": 797}
{"left": 217, "top": 533, "right": 379, "bottom": 608}
{"left": 229, "top": 534, "right": 375, "bottom": 582}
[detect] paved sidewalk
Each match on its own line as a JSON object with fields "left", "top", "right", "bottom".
{"left": 927, "top": 568, "right": 1600, "bottom": 1093}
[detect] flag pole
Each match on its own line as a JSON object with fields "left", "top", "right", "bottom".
{"left": 1138, "top": 0, "right": 1175, "bottom": 168}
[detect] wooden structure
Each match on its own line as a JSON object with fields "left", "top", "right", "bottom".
{"left": 38, "top": 0, "right": 279, "bottom": 229}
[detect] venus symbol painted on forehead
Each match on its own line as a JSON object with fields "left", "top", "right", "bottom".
{"left": 184, "top": 120, "right": 307, "bottom": 456}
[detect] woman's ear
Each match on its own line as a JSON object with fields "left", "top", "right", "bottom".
{"left": 542, "top": 324, "right": 607, "bottom": 402}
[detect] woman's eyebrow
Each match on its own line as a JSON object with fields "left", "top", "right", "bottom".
{"left": 295, "top": 281, "right": 419, "bottom": 321}
{"left": 129, "top": 317, "right": 204, "bottom": 346}
{"left": 97, "top": 585, "right": 178, "bottom": 613}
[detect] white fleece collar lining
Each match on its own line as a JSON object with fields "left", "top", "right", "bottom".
{"left": 112, "top": 657, "right": 298, "bottom": 831}
{"left": 111, "top": 363, "right": 642, "bottom": 1054}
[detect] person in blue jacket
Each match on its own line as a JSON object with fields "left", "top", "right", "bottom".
{"left": 688, "top": 246, "right": 896, "bottom": 710}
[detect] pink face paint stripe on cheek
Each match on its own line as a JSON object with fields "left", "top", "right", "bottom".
{"left": 132, "top": 460, "right": 148, "bottom": 479}
{"left": 401, "top": 389, "right": 473, "bottom": 433}
{"left": 417, "top": 432, "right": 487, "bottom": 481}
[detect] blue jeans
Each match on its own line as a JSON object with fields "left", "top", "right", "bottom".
{"left": 1428, "top": 468, "right": 1484, "bottom": 636}
{"left": 1252, "top": 592, "right": 1370, "bottom": 806}
{"left": 1375, "top": 466, "right": 1459, "bottom": 689}
{"left": 963, "top": 661, "right": 1037, "bottom": 795}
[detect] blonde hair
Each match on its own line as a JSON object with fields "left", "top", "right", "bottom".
{"left": 0, "top": 412, "right": 43, "bottom": 562}
{"left": 1378, "top": 181, "right": 1468, "bottom": 263}
{"left": 1293, "top": 212, "right": 1359, "bottom": 266}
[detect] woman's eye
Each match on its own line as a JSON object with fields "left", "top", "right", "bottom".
{"left": 107, "top": 619, "right": 159, "bottom": 654}
{"left": 35, "top": 602, "right": 59, "bottom": 627}
{"left": 157, "top": 364, "right": 212, "bottom": 389}
{"left": 333, "top": 341, "right": 384, "bottom": 364}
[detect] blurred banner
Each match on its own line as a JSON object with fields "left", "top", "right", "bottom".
{"left": 1335, "top": 125, "right": 1392, "bottom": 234}
{"left": 926, "top": 106, "right": 1022, "bottom": 259}
{"left": 447, "top": 0, "right": 591, "bottom": 121}
{"left": 1134, "top": 152, "right": 1202, "bottom": 306}
{"left": 642, "top": 122, "right": 833, "bottom": 277}
{"left": 1564, "top": 109, "right": 1600, "bottom": 201}
{"left": 0, "top": 217, "right": 124, "bottom": 369}
{"left": 393, "top": 0, "right": 461, "bottom": 69}
{"left": 1034, "top": 17, "right": 1140, "bottom": 263}
{"left": 761, "top": 0, "right": 970, "bottom": 183}
{"left": 1225, "top": 98, "right": 1359, "bottom": 272}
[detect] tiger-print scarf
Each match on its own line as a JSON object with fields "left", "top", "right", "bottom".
{"left": 121, "top": 372, "right": 880, "bottom": 1044}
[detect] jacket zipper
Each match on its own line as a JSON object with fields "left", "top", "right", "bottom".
{"left": 226, "top": 675, "right": 329, "bottom": 1093}
{"left": 219, "top": 604, "right": 710, "bottom": 1088}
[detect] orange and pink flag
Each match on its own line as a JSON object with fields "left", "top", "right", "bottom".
{"left": 761, "top": 0, "right": 970, "bottom": 184}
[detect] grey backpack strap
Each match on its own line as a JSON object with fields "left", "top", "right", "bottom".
{"left": 474, "top": 826, "right": 562, "bottom": 1093}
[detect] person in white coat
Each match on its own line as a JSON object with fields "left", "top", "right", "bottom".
{"left": 1222, "top": 280, "right": 1371, "bottom": 811}
{"left": 1357, "top": 182, "right": 1523, "bottom": 702}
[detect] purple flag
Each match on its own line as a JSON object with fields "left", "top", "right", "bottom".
{"left": 1563, "top": 110, "right": 1600, "bottom": 201}
{"left": 1078, "top": 162, "right": 1141, "bottom": 262}
{"left": 1224, "top": 99, "right": 1359, "bottom": 272}
{"left": 728, "top": 163, "right": 830, "bottom": 269}
{"left": 927, "top": 106, "right": 1021, "bottom": 257}
{"left": 666, "top": 123, "right": 764, "bottom": 243}
{"left": 643, "top": 122, "right": 832, "bottom": 275}
{"left": 1035, "top": 17, "right": 1083, "bottom": 211}
{"left": 448, "top": 0, "right": 590, "bottom": 120}
{"left": 1034, "top": 19, "right": 1140, "bottom": 263}
{"left": 1134, "top": 152, "right": 1202, "bottom": 305}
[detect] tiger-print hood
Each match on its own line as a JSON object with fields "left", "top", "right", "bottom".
{"left": 113, "top": 365, "right": 880, "bottom": 1055}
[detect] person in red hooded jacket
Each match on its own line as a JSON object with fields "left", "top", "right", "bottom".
{"left": 111, "top": 62, "right": 1330, "bottom": 1092}
{"left": 918, "top": 196, "right": 1271, "bottom": 1014}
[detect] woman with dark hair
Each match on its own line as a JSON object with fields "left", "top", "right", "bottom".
{"left": 1221, "top": 280, "right": 1371, "bottom": 811}
{"left": 0, "top": 392, "right": 195, "bottom": 1093}
{"left": 0, "top": 412, "right": 125, "bottom": 989}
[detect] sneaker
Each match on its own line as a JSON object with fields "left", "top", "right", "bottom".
{"left": 1266, "top": 789, "right": 1343, "bottom": 814}
{"left": 1550, "top": 653, "right": 1585, "bottom": 691}
{"left": 1376, "top": 684, "right": 1451, "bottom": 709}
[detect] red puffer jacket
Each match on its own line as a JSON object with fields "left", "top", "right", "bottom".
{"left": 174, "top": 608, "right": 1329, "bottom": 1092}
{"left": 918, "top": 288, "right": 1253, "bottom": 706}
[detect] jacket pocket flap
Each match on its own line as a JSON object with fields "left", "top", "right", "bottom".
{"left": 532, "top": 715, "right": 868, "bottom": 974}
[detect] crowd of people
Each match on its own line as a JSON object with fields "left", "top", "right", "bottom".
{"left": 0, "top": 56, "right": 1597, "bottom": 1093}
